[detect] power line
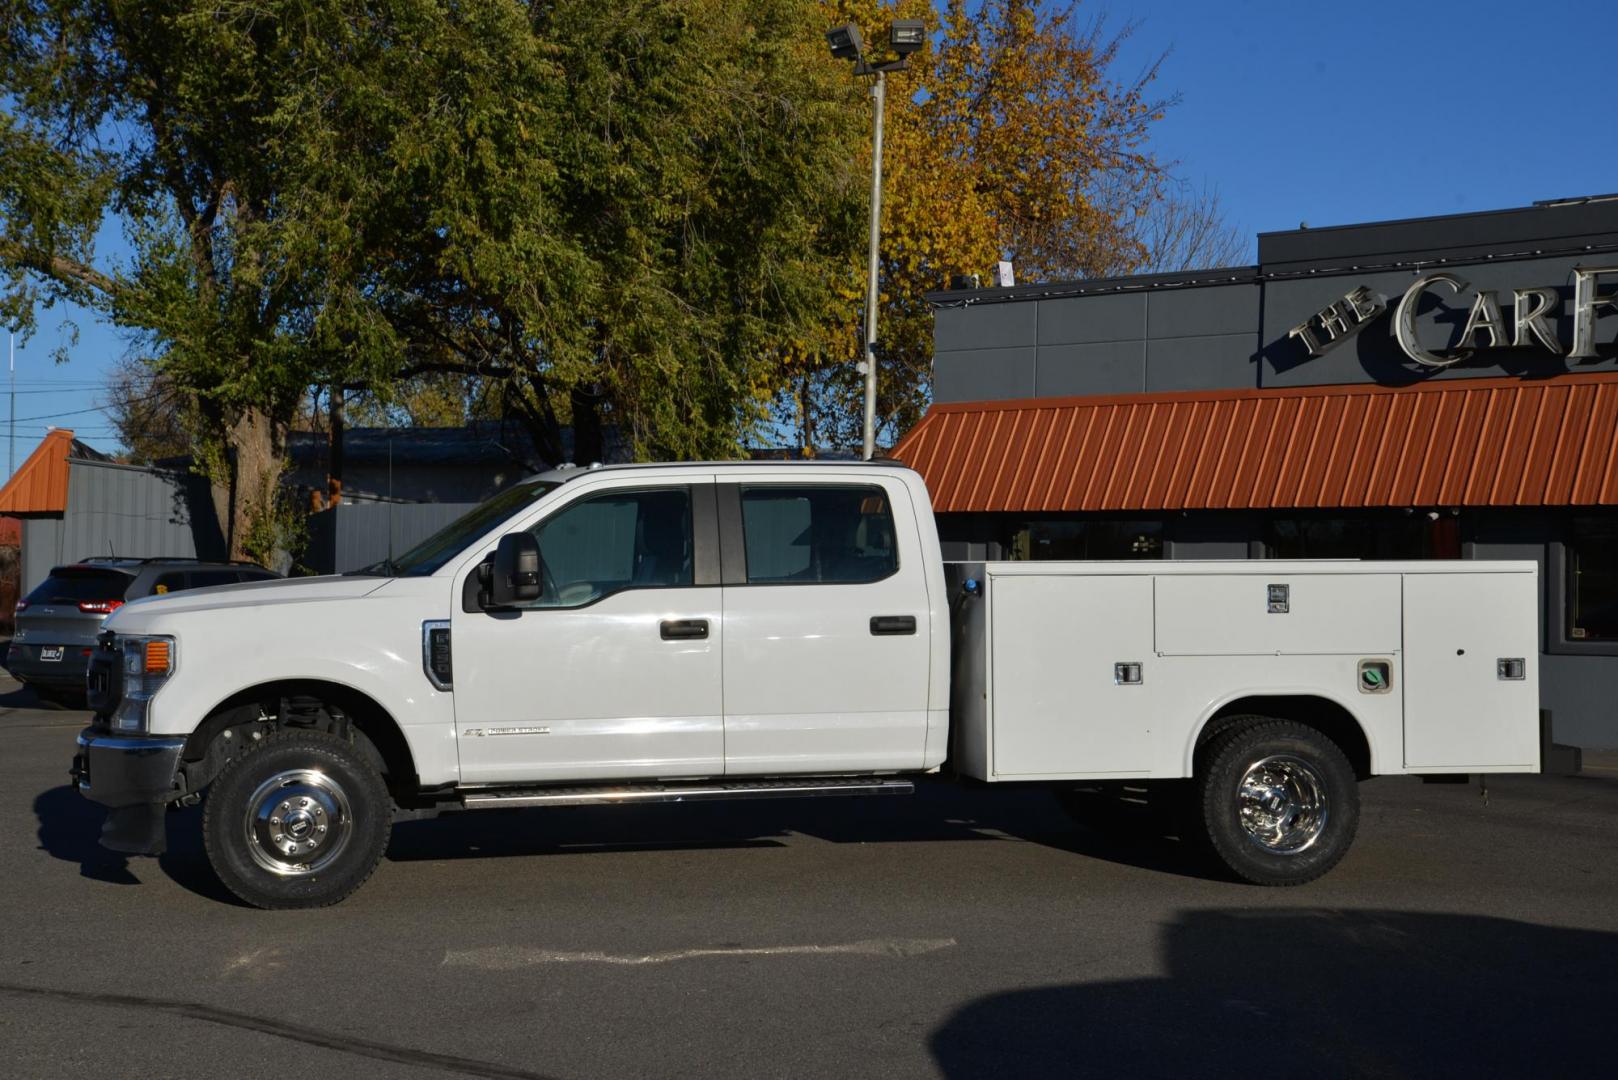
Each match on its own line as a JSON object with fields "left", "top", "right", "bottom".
{"left": 0, "top": 388, "right": 170, "bottom": 427}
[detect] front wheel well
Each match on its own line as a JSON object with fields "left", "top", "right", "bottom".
{"left": 182, "top": 680, "right": 418, "bottom": 799}
{"left": 1196, "top": 695, "right": 1372, "bottom": 780}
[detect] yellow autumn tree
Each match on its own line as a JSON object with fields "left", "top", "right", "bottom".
{"left": 784, "top": 0, "right": 1172, "bottom": 450}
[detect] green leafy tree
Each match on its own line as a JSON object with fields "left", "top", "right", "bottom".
{"left": 3, "top": 1, "right": 863, "bottom": 556}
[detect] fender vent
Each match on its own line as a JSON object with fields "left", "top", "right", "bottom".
{"left": 423, "top": 621, "right": 453, "bottom": 691}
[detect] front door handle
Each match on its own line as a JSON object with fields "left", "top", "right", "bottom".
{"left": 660, "top": 618, "right": 710, "bottom": 641}
{"left": 870, "top": 615, "right": 917, "bottom": 636}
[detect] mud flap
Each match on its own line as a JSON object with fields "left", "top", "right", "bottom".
{"left": 100, "top": 803, "right": 168, "bottom": 856}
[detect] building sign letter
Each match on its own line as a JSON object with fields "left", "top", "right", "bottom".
{"left": 1569, "top": 266, "right": 1618, "bottom": 360}
{"left": 1288, "top": 285, "right": 1387, "bottom": 358}
{"left": 1513, "top": 288, "right": 1561, "bottom": 354}
{"left": 1460, "top": 290, "right": 1508, "bottom": 349}
{"left": 1394, "top": 273, "right": 1469, "bottom": 368}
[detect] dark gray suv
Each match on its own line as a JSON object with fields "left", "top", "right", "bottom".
{"left": 6, "top": 557, "right": 278, "bottom": 703}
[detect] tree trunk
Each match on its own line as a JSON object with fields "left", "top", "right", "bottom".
{"left": 207, "top": 406, "right": 285, "bottom": 564}
{"left": 570, "top": 384, "right": 604, "bottom": 466}
{"left": 327, "top": 384, "right": 344, "bottom": 507}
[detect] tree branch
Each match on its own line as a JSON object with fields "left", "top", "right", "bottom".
{"left": 0, "top": 238, "right": 121, "bottom": 298}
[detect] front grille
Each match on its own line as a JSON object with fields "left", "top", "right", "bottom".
{"left": 86, "top": 632, "right": 123, "bottom": 717}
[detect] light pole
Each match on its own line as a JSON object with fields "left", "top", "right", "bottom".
{"left": 7, "top": 332, "right": 14, "bottom": 482}
{"left": 826, "top": 19, "right": 925, "bottom": 460}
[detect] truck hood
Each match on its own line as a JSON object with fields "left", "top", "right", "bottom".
{"left": 106, "top": 575, "right": 391, "bottom": 631}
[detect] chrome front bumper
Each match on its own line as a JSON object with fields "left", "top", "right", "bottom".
{"left": 72, "top": 730, "right": 187, "bottom": 855}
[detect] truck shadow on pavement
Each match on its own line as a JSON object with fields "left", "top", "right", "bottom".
{"left": 929, "top": 908, "right": 1618, "bottom": 1079}
{"left": 383, "top": 781, "right": 1225, "bottom": 882}
{"left": 32, "top": 785, "right": 240, "bottom": 902}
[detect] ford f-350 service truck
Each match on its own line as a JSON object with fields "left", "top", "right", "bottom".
{"left": 71, "top": 461, "right": 1540, "bottom": 908}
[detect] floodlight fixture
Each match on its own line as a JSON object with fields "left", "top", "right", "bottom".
{"left": 890, "top": 19, "right": 925, "bottom": 56}
{"left": 825, "top": 23, "right": 864, "bottom": 61}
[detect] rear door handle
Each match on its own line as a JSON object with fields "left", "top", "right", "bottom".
{"left": 870, "top": 615, "right": 917, "bottom": 636}
{"left": 660, "top": 618, "right": 709, "bottom": 641}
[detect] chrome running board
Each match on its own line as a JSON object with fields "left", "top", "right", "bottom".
{"left": 459, "top": 776, "right": 914, "bottom": 810}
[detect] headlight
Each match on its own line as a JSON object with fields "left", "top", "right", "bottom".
{"left": 110, "top": 635, "right": 176, "bottom": 733}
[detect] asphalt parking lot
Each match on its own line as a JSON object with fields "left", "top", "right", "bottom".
{"left": 2, "top": 678, "right": 1616, "bottom": 1079}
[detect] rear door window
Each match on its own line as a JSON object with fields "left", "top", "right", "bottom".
{"left": 189, "top": 570, "right": 242, "bottom": 589}
{"left": 24, "top": 569, "right": 132, "bottom": 606}
{"left": 739, "top": 485, "right": 897, "bottom": 584}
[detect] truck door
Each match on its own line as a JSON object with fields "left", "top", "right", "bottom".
{"left": 450, "top": 482, "right": 724, "bottom": 785}
{"left": 718, "top": 479, "right": 932, "bottom": 774}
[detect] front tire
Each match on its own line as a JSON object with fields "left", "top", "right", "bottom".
{"left": 202, "top": 729, "right": 391, "bottom": 908}
{"left": 1194, "top": 718, "right": 1359, "bottom": 886}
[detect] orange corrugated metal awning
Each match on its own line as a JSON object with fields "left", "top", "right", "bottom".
{"left": 0, "top": 428, "right": 76, "bottom": 515}
{"left": 894, "top": 375, "right": 1618, "bottom": 512}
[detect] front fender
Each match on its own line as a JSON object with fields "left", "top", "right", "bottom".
{"left": 137, "top": 591, "right": 460, "bottom": 786}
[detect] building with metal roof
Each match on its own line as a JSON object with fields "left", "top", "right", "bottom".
{"left": 897, "top": 195, "right": 1618, "bottom": 748}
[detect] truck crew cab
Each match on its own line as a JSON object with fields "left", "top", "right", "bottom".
{"left": 71, "top": 461, "right": 1541, "bottom": 908}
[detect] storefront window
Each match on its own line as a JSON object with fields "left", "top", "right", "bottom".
{"left": 1004, "top": 518, "right": 1163, "bottom": 560}
{"left": 1567, "top": 517, "right": 1618, "bottom": 642}
{"left": 1267, "top": 516, "right": 1458, "bottom": 559}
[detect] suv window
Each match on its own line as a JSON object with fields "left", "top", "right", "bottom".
{"left": 526, "top": 487, "right": 693, "bottom": 608}
{"left": 739, "top": 485, "right": 897, "bottom": 584}
{"left": 24, "top": 569, "right": 132, "bottom": 605}
{"left": 188, "top": 569, "right": 243, "bottom": 589}
{"left": 152, "top": 572, "right": 188, "bottom": 595}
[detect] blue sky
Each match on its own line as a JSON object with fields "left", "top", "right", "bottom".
{"left": 5, "top": 0, "right": 1614, "bottom": 476}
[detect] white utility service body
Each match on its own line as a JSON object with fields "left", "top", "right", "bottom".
{"left": 70, "top": 460, "right": 1541, "bottom": 907}
{"left": 948, "top": 560, "right": 1540, "bottom": 782}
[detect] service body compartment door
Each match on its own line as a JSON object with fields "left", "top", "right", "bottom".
{"left": 990, "top": 574, "right": 1153, "bottom": 777}
{"left": 1402, "top": 572, "right": 1539, "bottom": 771}
{"left": 1154, "top": 573, "right": 1402, "bottom": 656}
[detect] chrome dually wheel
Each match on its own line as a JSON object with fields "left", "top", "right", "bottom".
{"left": 1237, "top": 755, "right": 1329, "bottom": 855}
{"left": 1194, "top": 717, "right": 1360, "bottom": 886}
{"left": 243, "top": 768, "right": 354, "bottom": 876}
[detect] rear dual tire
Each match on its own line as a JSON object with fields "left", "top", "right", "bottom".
{"left": 1053, "top": 717, "right": 1360, "bottom": 886}
{"left": 202, "top": 729, "right": 392, "bottom": 909}
{"left": 1193, "top": 717, "right": 1359, "bottom": 886}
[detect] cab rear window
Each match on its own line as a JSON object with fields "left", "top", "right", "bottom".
{"left": 24, "top": 569, "right": 132, "bottom": 605}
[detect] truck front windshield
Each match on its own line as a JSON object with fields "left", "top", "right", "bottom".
{"left": 350, "top": 480, "right": 561, "bottom": 577}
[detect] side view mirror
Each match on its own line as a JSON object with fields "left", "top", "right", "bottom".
{"left": 488, "top": 532, "right": 542, "bottom": 607}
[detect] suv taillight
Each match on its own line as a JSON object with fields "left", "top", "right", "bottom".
{"left": 78, "top": 599, "right": 125, "bottom": 615}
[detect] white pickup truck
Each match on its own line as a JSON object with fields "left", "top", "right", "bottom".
{"left": 72, "top": 461, "right": 1541, "bottom": 908}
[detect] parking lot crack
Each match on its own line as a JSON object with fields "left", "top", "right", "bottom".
{"left": 0, "top": 981, "right": 562, "bottom": 1080}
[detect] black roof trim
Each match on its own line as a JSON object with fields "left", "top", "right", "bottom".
{"left": 926, "top": 266, "right": 1261, "bottom": 307}
{"left": 926, "top": 195, "right": 1618, "bottom": 308}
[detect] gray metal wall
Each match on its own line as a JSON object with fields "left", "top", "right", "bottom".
{"left": 933, "top": 280, "right": 1262, "bottom": 402}
{"left": 305, "top": 502, "right": 478, "bottom": 575}
{"left": 931, "top": 200, "right": 1618, "bottom": 403}
{"left": 20, "top": 460, "right": 217, "bottom": 593}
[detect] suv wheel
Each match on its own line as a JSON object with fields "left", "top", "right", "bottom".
{"left": 202, "top": 729, "right": 391, "bottom": 908}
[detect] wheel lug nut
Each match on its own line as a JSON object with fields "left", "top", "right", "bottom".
{"left": 300, "top": 798, "right": 310, "bottom": 808}
{"left": 270, "top": 816, "right": 280, "bottom": 824}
